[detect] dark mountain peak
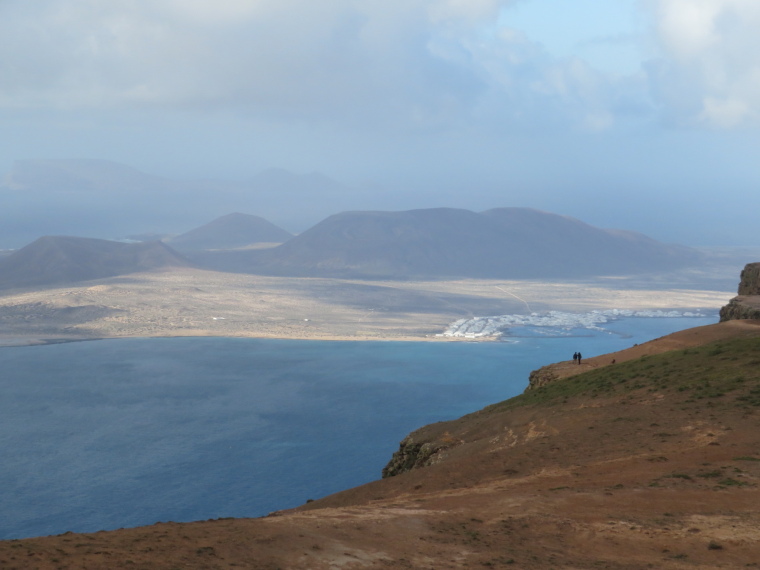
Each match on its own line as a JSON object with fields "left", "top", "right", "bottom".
{"left": 244, "top": 207, "right": 703, "bottom": 279}
{"left": 167, "top": 213, "right": 293, "bottom": 252}
{"left": 0, "top": 236, "right": 190, "bottom": 289}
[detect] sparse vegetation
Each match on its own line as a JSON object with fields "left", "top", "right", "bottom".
{"left": 697, "top": 470, "right": 722, "bottom": 478}
{"left": 486, "top": 336, "right": 760, "bottom": 413}
{"left": 668, "top": 473, "right": 693, "bottom": 481}
{"left": 717, "top": 478, "right": 749, "bottom": 487}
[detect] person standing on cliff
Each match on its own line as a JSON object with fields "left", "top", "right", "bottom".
{"left": 577, "top": 352, "right": 582, "bottom": 365}
{"left": 573, "top": 352, "right": 578, "bottom": 363}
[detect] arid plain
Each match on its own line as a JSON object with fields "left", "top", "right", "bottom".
{"left": 0, "top": 266, "right": 736, "bottom": 346}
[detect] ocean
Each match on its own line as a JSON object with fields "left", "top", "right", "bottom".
{"left": 0, "top": 313, "right": 716, "bottom": 539}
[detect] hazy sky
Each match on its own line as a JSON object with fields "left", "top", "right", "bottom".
{"left": 2, "top": 0, "right": 760, "bottom": 245}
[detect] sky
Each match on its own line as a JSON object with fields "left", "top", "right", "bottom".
{"left": 1, "top": 0, "right": 760, "bottom": 245}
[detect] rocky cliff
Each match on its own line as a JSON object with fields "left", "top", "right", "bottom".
{"left": 719, "top": 262, "right": 760, "bottom": 321}
{"left": 526, "top": 365, "right": 560, "bottom": 391}
{"left": 382, "top": 435, "right": 451, "bottom": 478}
{"left": 738, "top": 262, "right": 760, "bottom": 295}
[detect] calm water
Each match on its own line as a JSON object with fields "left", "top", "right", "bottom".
{"left": 0, "top": 315, "right": 716, "bottom": 539}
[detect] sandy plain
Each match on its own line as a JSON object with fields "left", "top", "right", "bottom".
{"left": 0, "top": 265, "right": 736, "bottom": 346}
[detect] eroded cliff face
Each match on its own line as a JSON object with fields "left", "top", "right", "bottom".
{"left": 526, "top": 365, "right": 559, "bottom": 391}
{"left": 738, "top": 262, "right": 760, "bottom": 295}
{"left": 719, "top": 297, "right": 760, "bottom": 321}
{"left": 382, "top": 434, "right": 453, "bottom": 478}
{"left": 720, "top": 262, "right": 760, "bottom": 322}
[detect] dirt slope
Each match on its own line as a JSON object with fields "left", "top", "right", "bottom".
{"left": 2, "top": 321, "right": 760, "bottom": 569}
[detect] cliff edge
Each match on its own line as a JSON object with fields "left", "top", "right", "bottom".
{"left": 523, "top": 262, "right": 760, "bottom": 393}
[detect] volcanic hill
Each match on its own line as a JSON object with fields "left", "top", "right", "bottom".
{"left": 166, "top": 213, "right": 293, "bottom": 252}
{"left": 0, "top": 236, "right": 189, "bottom": 289}
{"left": 233, "top": 207, "right": 702, "bottom": 279}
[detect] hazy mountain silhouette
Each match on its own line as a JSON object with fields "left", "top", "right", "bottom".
{"left": 3, "top": 158, "right": 165, "bottom": 192}
{"left": 0, "top": 159, "right": 356, "bottom": 248}
{"left": 235, "top": 207, "right": 702, "bottom": 279}
{"left": 0, "top": 236, "right": 190, "bottom": 289}
{"left": 166, "top": 213, "right": 293, "bottom": 252}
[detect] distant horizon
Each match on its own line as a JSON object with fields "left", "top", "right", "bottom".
{"left": 2, "top": 2, "right": 760, "bottom": 248}
{"left": 2, "top": 157, "right": 759, "bottom": 250}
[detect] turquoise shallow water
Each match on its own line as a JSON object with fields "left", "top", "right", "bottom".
{"left": 0, "top": 314, "right": 716, "bottom": 539}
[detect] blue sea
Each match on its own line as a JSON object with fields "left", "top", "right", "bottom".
{"left": 0, "top": 314, "right": 716, "bottom": 539}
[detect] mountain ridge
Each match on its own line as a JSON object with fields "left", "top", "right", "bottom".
{"left": 239, "top": 206, "right": 702, "bottom": 279}
{"left": 0, "top": 236, "right": 190, "bottom": 289}
{"left": 1, "top": 207, "right": 705, "bottom": 286}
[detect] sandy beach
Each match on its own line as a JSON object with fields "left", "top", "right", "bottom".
{"left": 0, "top": 267, "right": 734, "bottom": 346}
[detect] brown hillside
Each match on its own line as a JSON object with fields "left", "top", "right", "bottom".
{"left": 2, "top": 320, "right": 760, "bottom": 569}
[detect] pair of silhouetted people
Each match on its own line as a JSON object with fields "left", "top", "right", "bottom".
{"left": 573, "top": 351, "right": 582, "bottom": 365}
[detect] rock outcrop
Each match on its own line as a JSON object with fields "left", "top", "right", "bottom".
{"left": 738, "top": 262, "right": 760, "bottom": 295}
{"left": 719, "top": 297, "right": 760, "bottom": 321}
{"left": 382, "top": 434, "right": 453, "bottom": 478}
{"left": 526, "top": 365, "right": 560, "bottom": 391}
{"left": 720, "top": 262, "right": 760, "bottom": 322}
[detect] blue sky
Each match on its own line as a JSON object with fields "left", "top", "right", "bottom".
{"left": 500, "top": 0, "right": 645, "bottom": 75}
{"left": 1, "top": 0, "right": 759, "bottom": 245}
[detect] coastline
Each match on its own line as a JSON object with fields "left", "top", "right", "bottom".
{"left": 0, "top": 310, "right": 721, "bottom": 348}
{"left": 0, "top": 267, "right": 734, "bottom": 348}
{"left": 0, "top": 331, "right": 463, "bottom": 348}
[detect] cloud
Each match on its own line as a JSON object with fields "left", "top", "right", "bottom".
{"left": 0, "top": 0, "right": 650, "bottom": 134}
{"left": 0, "top": 2, "right": 494, "bottom": 118}
{"left": 645, "top": 0, "right": 760, "bottom": 128}
{"left": 2, "top": 0, "right": 756, "bottom": 135}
